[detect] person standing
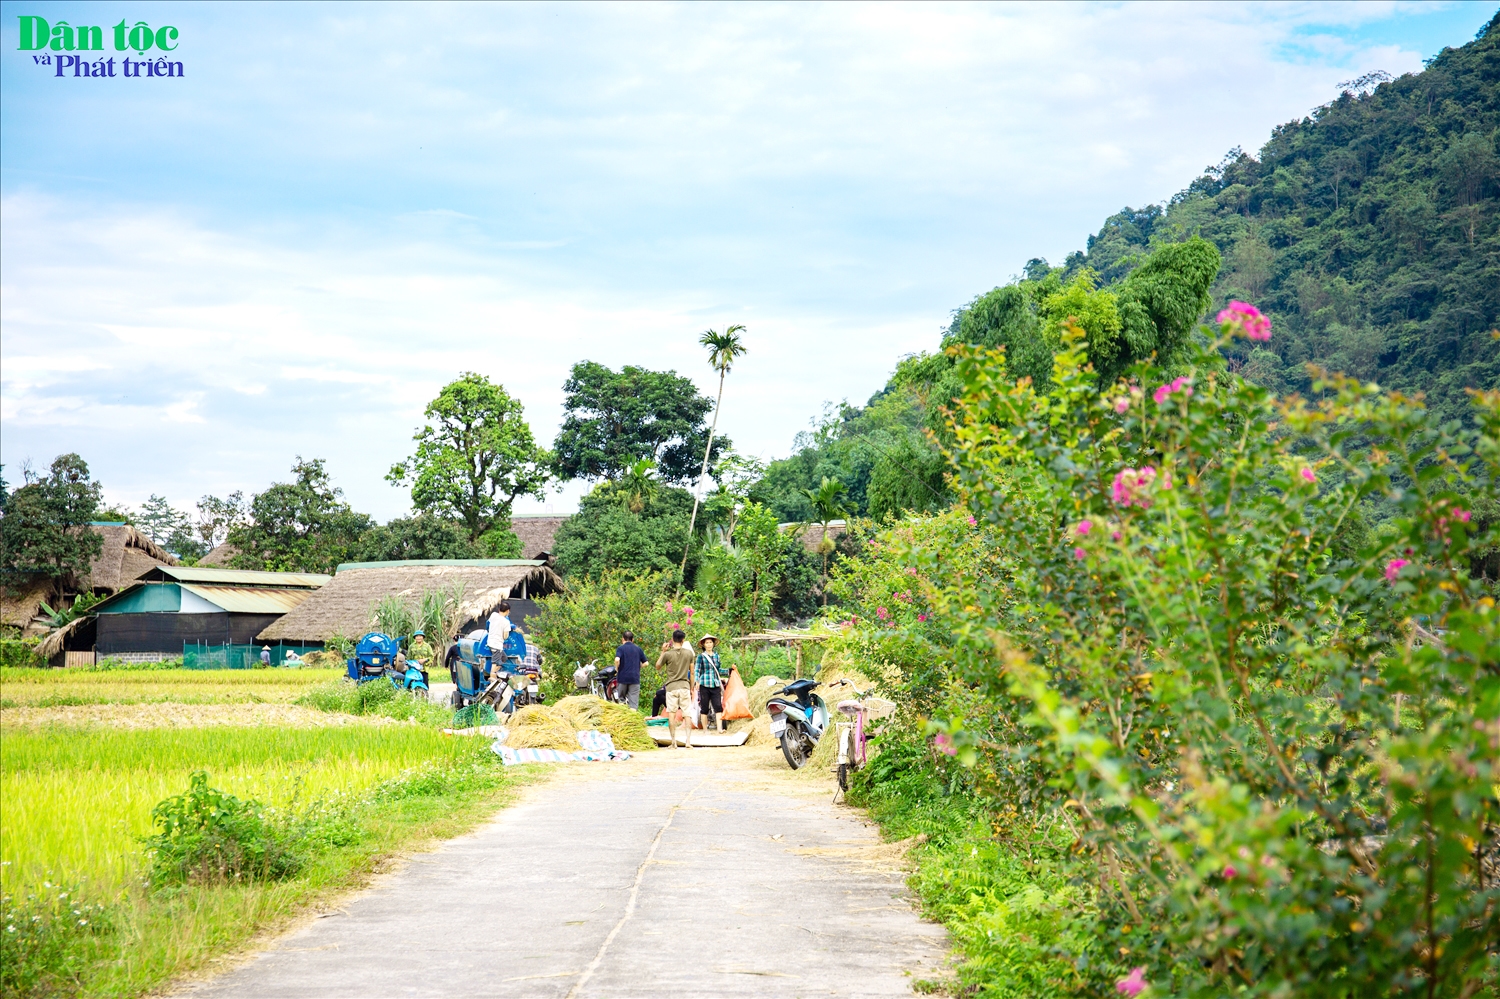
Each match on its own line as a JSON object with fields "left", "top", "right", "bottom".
{"left": 656, "top": 629, "right": 695, "bottom": 748}
{"left": 694, "top": 635, "right": 725, "bottom": 734}
{"left": 260, "top": 646, "right": 272, "bottom": 667}
{"left": 614, "top": 630, "right": 646, "bottom": 708}
{"left": 408, "top": 630, "right": 434, "bottom": 666}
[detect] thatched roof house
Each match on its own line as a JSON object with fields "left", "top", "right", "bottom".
{"left": 511, "top": 514, "right": 567, "bottom": 560}
{"left": 1, "top": 524, "right": 178, "bottom": 637}
{"left": 256, "top": 559, "right": 563, "bottom": 645}
{"left": 84, "top": 523, "right": 178, "bottom": 593}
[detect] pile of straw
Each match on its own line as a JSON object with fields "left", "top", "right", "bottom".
{"left": 494, "top": 696, "right": 657, "bottom": 752}
{"left": 504, "top": 704, "right": 579, "bottom": 750}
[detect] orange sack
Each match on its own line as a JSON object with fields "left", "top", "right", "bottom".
{"left": 721, "top": 667, "right": 753, "bottom": 720}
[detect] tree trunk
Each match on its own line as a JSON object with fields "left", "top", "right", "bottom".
{"left": 678, "top": 370, "right": 726, "bottom": 594}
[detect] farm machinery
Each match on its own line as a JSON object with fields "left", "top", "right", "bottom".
{"left": 444, "top": 626, "right": 541, "bottom": 718}
{"left": 346, "top": 632, "right": 429, "bottom": 693}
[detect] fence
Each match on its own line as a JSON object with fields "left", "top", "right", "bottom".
{"left": 182, "top": 643, "right": 324, "bottom": 670}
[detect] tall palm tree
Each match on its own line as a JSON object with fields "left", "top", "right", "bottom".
{"left": 803, "top": 476, "right": 850, "bottom": 606}
{"left": 678, "top": 325, "right": 747, "bottom": 591}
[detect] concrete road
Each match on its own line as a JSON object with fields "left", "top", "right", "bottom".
{"left": 181, "top": 749, "right": 950, "bottom": 998}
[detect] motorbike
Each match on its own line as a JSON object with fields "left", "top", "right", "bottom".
{"left": 573, "top": 660, "right": 619, "bottom": 702}
{"left": 765, "top": 678, "right": 830, "bottom": 770}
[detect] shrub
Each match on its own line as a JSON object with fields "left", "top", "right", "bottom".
{"left": 0, "top": 637, "right": 45, "bottom": 669}
{"left": 142, "top": 771, "right": 303, "bottom": 885}
{"left": 837, "top": 318, "right": 1500, "bottom": 995}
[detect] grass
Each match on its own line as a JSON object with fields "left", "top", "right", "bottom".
{"left": 848, "top": 737, "right": 1109, "bottom": 998}
{"left": 0, "top": 667, "right": 543, "bottom": 997}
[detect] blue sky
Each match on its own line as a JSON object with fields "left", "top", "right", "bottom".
{"left": 2, "top": 1, "right": 1494, "bottom": 521}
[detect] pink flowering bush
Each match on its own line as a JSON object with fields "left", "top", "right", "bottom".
{"left": 1217, "top": 300, "right": 1272, "bottom": 341}
{"left": 909, "top": 317, "right": 1500, "bottom": 996}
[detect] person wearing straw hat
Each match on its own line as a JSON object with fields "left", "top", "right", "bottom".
{"left": 260, "top": 646, "right": 272, "bottom": 667}
{"left": 693, "top": 635, "right": 726, "bottom": 734}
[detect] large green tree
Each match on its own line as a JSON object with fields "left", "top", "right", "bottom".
{"left": 552, "top": 361, "right": 729, "bottom": 483}
{"left": 349, "top": 513, "right": 493, "bottom": 562}
{"left": 228, "top": 458, "right": 373, "bottom": 573}
{"left": 551, "top": 480, "right": 701, "bottom": 582}
{"left": 387, "top": 373, "right": 550, "bottom": 542}
{"left": 0, "top": 454, "right": 104, "bottom": 584}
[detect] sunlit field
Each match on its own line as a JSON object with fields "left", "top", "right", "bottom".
{"left": 0, "top": 666, "right": 529, "bottom": 997}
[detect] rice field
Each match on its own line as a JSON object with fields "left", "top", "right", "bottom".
{"left": 0, "top": 666, "right": 530, "bottom": 996}
{"left": 0, "top": 665, "right": 343, "bottom": 708}
{"left": 0, "top": 724, "right": 467, "bottom": 895}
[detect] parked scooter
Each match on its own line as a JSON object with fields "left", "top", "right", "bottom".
{"left": 347, "top": 632, "right": 429, "bottom": 694}
{"left": 573, "top": 660, "right": 619, "bottom": 702}
{"left": 765, "top": 678, "right": 830, "bottom": 770}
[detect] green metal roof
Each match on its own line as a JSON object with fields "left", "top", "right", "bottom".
{"left": 179, "top": 584, "right": 317, "bottom": 614}
{"left": 138, "top": 566, "right": 330, "bottom": 588}
{"left": 334, "top": 559, "right": 546, "bottom": 572}
{"left": 92, "top": 581, "right": 318, "bottom": 615}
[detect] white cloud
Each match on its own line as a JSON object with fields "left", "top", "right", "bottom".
{"left": 1, "top": 0, "right": 1471, "bottom": 517}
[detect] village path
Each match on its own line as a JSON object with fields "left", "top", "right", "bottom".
{"left": 178, "top": 747, "right": 951, "bottom": 999}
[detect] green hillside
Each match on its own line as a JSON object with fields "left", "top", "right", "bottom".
{"left": 755, "top": 11, "right": 1500, "bottom": 522}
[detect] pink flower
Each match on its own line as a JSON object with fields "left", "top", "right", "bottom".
{"left": 1073, "top": 547, "right": 1087, "bottom": 560}
{"left": 683, "top": 605, "right": 694, "bottom": 615}
{"left": 905, "top": 567, "right": 919, "bottom": 576}
{"left": 1116, "top": 967, "right": 1148, "bottom": 997}
{"left": 933, "top": 733, "right": 958, "bottom": 756}
{"left": 1111, "top": 530, "right": 1122, "bottom": 542}
{"left": 876, "top": 606, "right": 889, "bottom": 621}
{"left": 1218, "top": 300, "right": 1272, "bottom": 341}
{"left": 1152, "top": 376, "right": 1192, "bottom": 405}
{"left": 966, "top": 515, "right": 977, "bottom": 526}
{"left": 917, "top": 613, "right": 928, "bottom": 622}
{"left": 1076, "top": 520, "right": 1093, "bottom": 536}
{"left": 669, "top": 622, "right": 681, "bottom": 631}
{"left": 1152, "top": 384, "right": 1171, "bottom": 404}
{"left": 1300, "top": 466, "right": 1316, "bottom": 483}
{"left": 1223, "top": 865, "right": 1238, "bottom": 879}
{"left": 1113, "top": 396, "right": 1130, "bottom": 414}
{"left": 1111, "top": 467, "right": 1158, "bottom": 508}
{"left": 1385, "top": 558, "right": 1409, "bottom": 582}
{"left": 1457, "top": 508, "right": 1472, "bottom": 523}
{"left": 665, "top": 601, "right": 674, "bottom": 613}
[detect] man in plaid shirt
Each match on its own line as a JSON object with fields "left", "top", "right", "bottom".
{"left": 694, "top": 636, "right": 726, "bottom": 734}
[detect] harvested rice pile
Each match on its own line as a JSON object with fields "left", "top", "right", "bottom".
{"left": 553, "top": 695, "right": 604, "bottom": 731}
{"left": 599, "top": 702, "right": 656, "bottom": 751}
{"left": 496, "top": 697, "right": 657, "bottom": 752}
{"left": 505, "top": 704, "right": 579, "bottom": 750}
{"left": 747, "top": 675, "right": 786, "bottom": 717}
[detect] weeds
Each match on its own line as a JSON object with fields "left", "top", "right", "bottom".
{"left": 0, "top": 881, "right": 113, "bottom": 998}
{"left": 143, "top": 772, "right": 306, "bottom": 885}
{"left": 297, "top": 678, "right": 451, "bottom": 726}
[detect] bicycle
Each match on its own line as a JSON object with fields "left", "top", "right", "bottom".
{"left": 830, "top": 680, "right": 897, "bottom": 792}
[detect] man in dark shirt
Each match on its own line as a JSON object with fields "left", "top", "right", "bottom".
{"left": 613, "top": 630, "right": 646, "bottom": 708}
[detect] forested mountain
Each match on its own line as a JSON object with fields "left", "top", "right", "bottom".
{"left": 754, "top": 11, "right": 1499, "bottom": 522}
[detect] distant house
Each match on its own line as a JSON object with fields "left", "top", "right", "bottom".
{"left": 1, "top": 523, "right": 177, "bottom": 638}
{"left": 63, "top": 566, "right": 329, "bottom": 659}
{"left": 784, "top": 519, "right": 848, "bottom": 552}
{"left": 197, "top": 543, "right": 241, "bottom": 567}
{"left": 256, "top": 559, "right": 564, "bottom": 646}
{"left": 510, "top": 514, "right": 568, "bottom": 561}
